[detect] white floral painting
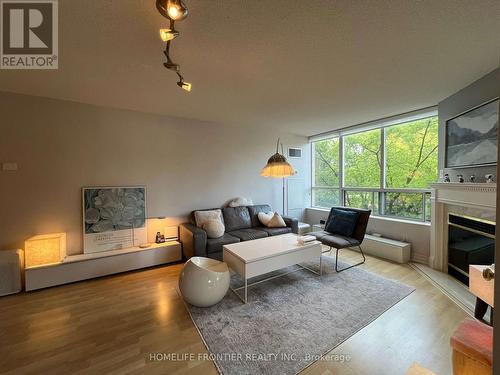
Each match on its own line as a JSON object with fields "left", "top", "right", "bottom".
{"left": 83, "top": 187, "right": 147, "bottom": 253}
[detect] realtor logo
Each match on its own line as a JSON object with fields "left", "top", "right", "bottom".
{"left": 1, "top": 0, "right": 58, "bottom": 69}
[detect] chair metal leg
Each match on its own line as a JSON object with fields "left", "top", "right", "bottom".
{"left": 334, "top": 245, "right": 366, "bottom": 273}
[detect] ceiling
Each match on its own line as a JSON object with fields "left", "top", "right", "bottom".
{"left": 0, "top": 0, "right": 498, "bottom": 136}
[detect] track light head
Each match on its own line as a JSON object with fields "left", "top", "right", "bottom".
{"left": 157, "top": 0, "right": 188, "bottom": 21}
{"left": 159, "top": 28, "right": 179, "bottom": 42}
{"left": 177, "top": 80, "right": 192, "bottom": 92}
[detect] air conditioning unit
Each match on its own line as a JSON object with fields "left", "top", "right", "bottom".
{"left": 0, "top": 249, "right": 24, "bottom": 296}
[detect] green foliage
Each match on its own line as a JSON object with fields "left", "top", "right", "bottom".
{"left": 385, "top": 118, "right": 438, "bottom": 188}
{"left": 312, "top": 116, "right": 439, "bottom": 221}
{"left": 344, "top": 129, "right": 381, "bottom": 188}
{"left": 313, "top": 138, "right": 339, "bottom": 187}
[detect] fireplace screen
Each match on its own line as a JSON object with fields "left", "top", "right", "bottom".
{"left": 448, "top": 214, "right": 495, "bottom": 285}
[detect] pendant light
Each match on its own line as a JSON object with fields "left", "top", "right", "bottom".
{"left": 261, "top": 139, "right": 295, "bottom": 178}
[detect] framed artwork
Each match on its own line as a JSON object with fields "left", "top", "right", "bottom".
{"left": 82, "top": 186, "right": 147, "bottom": 253}
{"left": 445, "top": 98, "right": 499, "bottom": 168}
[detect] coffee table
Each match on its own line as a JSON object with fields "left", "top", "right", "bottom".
{"left": 223, "top": 233, "right": 322, "bottom": 303}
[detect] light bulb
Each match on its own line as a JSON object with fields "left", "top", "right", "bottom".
{"left": 159, "top": 28, "right": 179, "bottom": 42}
{"left": 167, "top": 5, "right": 180, "bottom": 20}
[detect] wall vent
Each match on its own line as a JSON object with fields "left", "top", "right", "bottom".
{"left": 288, "top": 148, "right": 302, "bottom": 158}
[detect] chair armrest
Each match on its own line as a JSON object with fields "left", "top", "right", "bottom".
{"left": 179, "top": 223, "right": 207, "bottom": 258}
{"left": 283, "top": 216, "right": 299, "bottom": 234}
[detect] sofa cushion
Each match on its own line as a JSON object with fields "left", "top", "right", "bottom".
{"left": 227, "top": 228, "right": 268, "bottom": 241}
{"left": 325, "top": 208, "right": 359, "bottom": 237}
{"left": 268, "top": 212, "right": 287, "bottom": 228}
{"left": 202, "top": 219, "right": 225, "bottom": 239}
{"left": 206, "top": 233, "right": 240, "bottom": 254}
{"left": 189, "top": 208, "right": 220, "bottom": 225}
{"left": 258, "top": 227, "right": 292, "bottom": 236}
{"left": 194, "top": 209, "right": 223, "bottom": 228}
{"left": 247, "top": 205, "right": 273, "bottom": 227}
{"left": 223, "top": 206, "right": 252, "bottom": 231}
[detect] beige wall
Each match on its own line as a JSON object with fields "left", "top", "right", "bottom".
{"left": 0, "top": 91, "right": 307, "bottom": 255}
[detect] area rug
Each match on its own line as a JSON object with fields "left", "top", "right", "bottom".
{"left": 184, "top": 256, "right": 415, "bottom": 375}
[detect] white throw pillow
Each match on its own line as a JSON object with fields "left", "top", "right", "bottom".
{"left": 267, "top": 212, "right": 287, "bottom": 228}
{"left": 202, "top": 219, "right": 225, "bottom": 239}
{"left": 258, "top": 211, "right": 274, "bottom": 226}
{"left": 228, "top": 197, "right": 253, "bottom": 207}
{"left": 194, "top": 209, "right": 223, "bottom": 228}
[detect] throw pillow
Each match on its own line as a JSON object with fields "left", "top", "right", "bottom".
{"left": 202, "top": 219, "right": 225, "bottom": 239}
{"left": 228, "top": 197, "right": 253, "bottom": 207}
{"left": 325, "top": 208, "right": 359, "bottom": 237}
{"left": 257, "top": 211, "right": 274, "bottom": 226}
{"left": 194, "top": 209, "right": 223, "bottom": 228}
{"left": 267, "top": 212, "right": 287, "bottom": 228}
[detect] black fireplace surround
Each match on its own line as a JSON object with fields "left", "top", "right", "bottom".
{"left": 448, "top": 214, "right": 495, "bottom": 285}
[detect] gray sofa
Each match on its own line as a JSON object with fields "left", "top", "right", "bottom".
{"left": 179, "top": 204, "right": 299, "bottom": 260}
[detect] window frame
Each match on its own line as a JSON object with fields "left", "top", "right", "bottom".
{"left": 311, "top": 114, "right": 437, "bottom": 222}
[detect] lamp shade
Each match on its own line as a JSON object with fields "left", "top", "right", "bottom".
{"left": 260, "top": 152, "right": 295, "bottom": 178}
{"left": 25, "top": 233, "right": 66, "bottom": 268}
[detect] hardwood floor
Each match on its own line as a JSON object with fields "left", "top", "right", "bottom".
{"left": 0, "top": 249, "right": 469, "bottom": 375}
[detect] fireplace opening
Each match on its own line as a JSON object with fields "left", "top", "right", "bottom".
{"left": 448, "top": 214, "right": 495, "bottom": 285}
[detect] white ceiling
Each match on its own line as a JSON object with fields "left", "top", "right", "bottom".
{"left": 0, "top": 0, "right": 498, "bottom": 136}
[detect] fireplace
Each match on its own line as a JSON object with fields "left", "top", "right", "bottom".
{"left": 448, "top": 214, "right": 495, "bottom": 285}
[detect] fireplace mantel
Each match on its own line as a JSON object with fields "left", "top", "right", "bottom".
{"left": 429, "top": 183, "right": 496, "bottom": 271}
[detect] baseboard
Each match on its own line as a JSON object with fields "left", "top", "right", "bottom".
{"left": 410, "top": 253, "right": 429, "bottom": 265}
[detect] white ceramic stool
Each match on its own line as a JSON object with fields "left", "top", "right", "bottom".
{"left": 178, "top": 257, "right": 230, "bottom": 307}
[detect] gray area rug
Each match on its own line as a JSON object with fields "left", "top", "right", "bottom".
{"left": 185, "top": 256, "right": 414, "bottom": 375}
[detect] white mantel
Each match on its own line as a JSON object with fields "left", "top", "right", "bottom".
{"left": 429, "top": 183, "right": 496, "bottom": 271}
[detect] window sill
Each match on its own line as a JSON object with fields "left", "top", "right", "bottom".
{"left": 306, "top": 207, "right": 431, "bottom": 227}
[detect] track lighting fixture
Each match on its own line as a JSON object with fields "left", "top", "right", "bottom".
{"left": 156, "top": 0, "right": 191, "bottom": 92}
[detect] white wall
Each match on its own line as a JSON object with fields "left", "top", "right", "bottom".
{"left": 0, "top": 91, "right": 307, "bottom": 255}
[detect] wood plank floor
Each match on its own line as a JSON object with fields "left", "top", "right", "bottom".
{"left": 0, "top": 249, "right": 469, "bottom": 375}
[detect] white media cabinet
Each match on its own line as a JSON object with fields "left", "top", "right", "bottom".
{"left": 25, "top": 241, "right": 182, "bottom": 291}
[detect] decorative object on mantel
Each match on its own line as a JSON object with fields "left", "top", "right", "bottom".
{"left": 83, "top": 187, "right": 147, "bottom": 254}
{"left": 156, "top": 0, "right": 192, "bottom": 92}
{"left": 485, "top": 174, "right": 494, "bottom": 183}
{"left": 444, "top": 173, "right": 450, "bottom": 182}
{"left": 25, "top": 233, "right": 66, "bottom": 267}
{"left": 457, "top": 174, "right": 464, "bottom": 183}
{"left": 445, "top": 97, "right": 498, "bottom": 168}
{"left": 470, "top": 174, "right": 476, "bottom": 183}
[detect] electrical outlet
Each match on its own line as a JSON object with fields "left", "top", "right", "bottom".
{"left": 2, "top": 162, "right": 18, "bottom": 171}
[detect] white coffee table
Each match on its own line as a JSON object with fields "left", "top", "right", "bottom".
{"left": 223, "top": 233, "right": 322, "bottom": 303}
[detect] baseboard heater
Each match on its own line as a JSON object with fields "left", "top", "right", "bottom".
{"left": 356, "top": 234, "right": 411, "bottom": 264}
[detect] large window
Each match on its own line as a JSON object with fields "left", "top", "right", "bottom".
{"left": 311, "top": 115, "right": 438, "bottom": 222}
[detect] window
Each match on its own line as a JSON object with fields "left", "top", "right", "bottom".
{"left": 344, "top": 129, "right": 381, "bottom": 188}
{"left": 312, "top": 138, "right": 340, "bottom": 207}
{"left": 311, "top": 114, "right": 438, "bottom": 222}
